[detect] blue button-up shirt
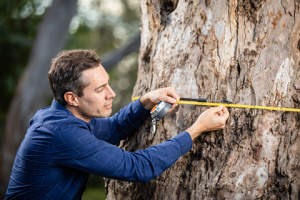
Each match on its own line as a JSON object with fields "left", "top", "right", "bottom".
{"left": 5, "top": 99, "right": 192, "bottom": 199}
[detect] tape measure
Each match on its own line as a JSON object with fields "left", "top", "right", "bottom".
{"left": 132, "top": 96, "right": 300, "bottom": 113}
{"left": 133, "top": 96, "right": 300, "bottom": 134}
{"left": 150, "top": 102, "right": 172, "bottom": 120}
{"left": 150, "top": 102, "right": 172, "bottom": 134}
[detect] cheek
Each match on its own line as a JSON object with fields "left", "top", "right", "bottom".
{"left": 89, "top": 93, "right": 105, "bottom": 105}
{"left": 81, "top": 90, "right": 106, "bottom": 107}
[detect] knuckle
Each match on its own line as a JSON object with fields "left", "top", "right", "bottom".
{"left": 221, "top": 118, "right": 226, "bottom": 124}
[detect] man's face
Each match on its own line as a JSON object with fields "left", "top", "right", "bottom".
{"left": 76, "top": 65, "right": 116, "bottom": 121}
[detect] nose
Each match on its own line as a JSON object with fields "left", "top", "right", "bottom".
{"left": 106, "top": 84, "right": 116, "bottom": 100}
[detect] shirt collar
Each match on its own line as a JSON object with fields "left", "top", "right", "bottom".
{"left": 50, "top": 99, "right": 74, "bottom": 117}
{"left": 50, "top": 99, "right": 95, "bottom": 128}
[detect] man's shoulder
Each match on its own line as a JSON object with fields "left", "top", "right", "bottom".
{"left": 31, "top": 106, "right": 86, "bottom": 132}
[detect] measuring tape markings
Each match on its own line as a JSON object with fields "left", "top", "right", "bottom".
{"left": 132, "top": 97, "right": 300, "bottom": 112}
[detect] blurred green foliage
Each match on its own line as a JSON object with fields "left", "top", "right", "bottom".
{"left": 0, "top": 0, "right": 44, "bottom": 141}
{"left": 82, "top": 187, "right": 106, "bottom": 200}
{"left": 83, "top": 174, "right": 106, "bottom": 200}
{"left": 0, "top": 0, "right": 141, "bottom": 199}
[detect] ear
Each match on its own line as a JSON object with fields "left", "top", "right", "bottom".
{"left": 64, "top": 92, "right": 79, "bottom": 107}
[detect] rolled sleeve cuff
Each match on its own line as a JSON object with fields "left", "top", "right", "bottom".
{"left": 130, "top": 98, "right": 150, "bottom": 122}
{"left": 172, "top": 131, "right": 193, "bottom": 155}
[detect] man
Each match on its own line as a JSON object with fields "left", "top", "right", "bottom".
{"left": 5, "top": 50, "right": 229, "bottom": 199}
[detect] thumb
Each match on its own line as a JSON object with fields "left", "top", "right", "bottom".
{"left": 212, "top": 105, "right": 224, "bottom": 116}
{"left": 212, "top": 105, "right": 224, "bottom": 112}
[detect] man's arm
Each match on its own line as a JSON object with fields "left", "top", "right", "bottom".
{"left": 91, "top": 99, "right": 149, "bottom": 145}
{"left": 52, "top": 105, "right": 229, "bottom": 182}
{"left": 51, "top": 121, "right": 192, "bottom": 183}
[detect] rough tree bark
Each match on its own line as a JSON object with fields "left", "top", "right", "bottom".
{"left": 106, "top": 0, "right": 300, "bottom": 199}
{"left": 0, "top": 0, "right": 78, "bottom": 196}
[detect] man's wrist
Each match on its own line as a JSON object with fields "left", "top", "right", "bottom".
{"left": 140, "top": 94, "right": 155, "bottom": 110}
{"left": 186, "top": 125, "right": 203, "bottom": 141}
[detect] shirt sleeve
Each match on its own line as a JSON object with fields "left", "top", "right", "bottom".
{"left": 90, "top": 99, "right": 150, "bottom": 145}
{"left": 51, "top": 121, "right": 192, "bottom": 182}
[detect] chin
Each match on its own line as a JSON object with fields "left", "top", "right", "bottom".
{"left": 100, "top": 109, "right": 112, "bottom": 118}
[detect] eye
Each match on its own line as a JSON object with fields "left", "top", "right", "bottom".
{"left": 96, "top": 88, "right": 104, "bottom": 93}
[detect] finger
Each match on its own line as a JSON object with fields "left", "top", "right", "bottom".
{"left": 166, "top": 88, "right": 180, "bottom": 101}
{"left": 215, "top": 110, "right": 223, "bottom": 116}
{"left": 222, "top": 106, "right": 229, "bottom": 119}
{"left": 222, "top": 106, "right": 229, "bottom": 114}
{"left": 159, "top": 95, "right": 177, "bottom": 104}
{"left": 217, "top": 105, "right": 228, "bottom": 116}
{"left": 211, "top": 105, "right": 224, "bottom": 113}
{"left": 169, "top": 103, "right": 178, "bottom": 112}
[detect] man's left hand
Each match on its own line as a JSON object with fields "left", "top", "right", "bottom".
{"left": 139, "top": 87, "right": 180, "bottom": 111}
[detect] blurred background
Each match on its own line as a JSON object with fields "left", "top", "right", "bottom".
{"left": 0, "top": 0, "right": 141, "bottom": 199}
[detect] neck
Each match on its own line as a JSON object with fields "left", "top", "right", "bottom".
{"left": 65, "top": 104, "right": 91, "bottom": 123}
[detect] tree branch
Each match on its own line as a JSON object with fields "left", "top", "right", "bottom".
{"left": 101, "top": 34, "right": 140, "bottom": 70}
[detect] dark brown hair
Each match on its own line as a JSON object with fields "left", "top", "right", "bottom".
{"left": 48, "top": 49, "right": 101, "bottom": 105}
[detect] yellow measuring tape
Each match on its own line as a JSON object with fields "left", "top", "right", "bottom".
{"left": 132, "top": 97, "right": 300, "bottom": 112}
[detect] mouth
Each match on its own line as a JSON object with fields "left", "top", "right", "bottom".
{"left": 104, "top": 100, "right": 113, "bottom": 108}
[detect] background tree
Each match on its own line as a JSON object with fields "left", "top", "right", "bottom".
{"left": 0, "top": 0, "right": 78, "bottom": 196}
{"left": 0, "top": 0, "right": 141, "bottom": 198}
{"left": 0, "top": 0, "right": 47, "bottom": 142}
{"left": 106, "top": 0, "right": 300, "bottom": 199}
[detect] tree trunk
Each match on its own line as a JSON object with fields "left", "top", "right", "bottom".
{"left": 106, "top": 0, "right": 300, "bottom": 199}
{"left": 0, "top": 0, "right": 77, "bottom": 196}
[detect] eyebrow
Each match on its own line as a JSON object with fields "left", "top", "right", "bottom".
{"left": 95, "top": 83, "right": 107, "bottom": 91}
{"left": 94, "top": 79, "right": 110, "bottom": 91}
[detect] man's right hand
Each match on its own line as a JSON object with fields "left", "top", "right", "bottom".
{"left": 186, "top": 105, "right": 229, "bottom": 140}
